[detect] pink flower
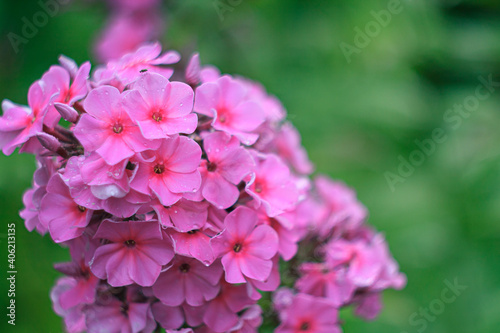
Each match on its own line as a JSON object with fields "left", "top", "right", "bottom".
{"left": 295, "top": 263, "right": 355, "bottom": 307}
{"left": 211, "top": 206, "right": 279, "bottom": 283}
{"left": 150, "top": 198, "right": 208, "bottom": 231}
{"left": 314, "top": 175, "right": 367, "bottom": 237}
{"left": 97, "top": 42, "right": 180, "bottom": 86}
{"left": 199, "top": 131, "right": 254, "bottom": 209}
{"left": 74, "top": 85, "right": 159, "bottom": 165}
{"left": 168, "top": 225, "right": 216, "bottom": 265}
{"left": 245, "top": 154, "right": 299, "bottom": 217}
{"left": 152, "top": 256, "right": 223, "bottom": 306}
{"left": 273, "top": 122, "right": 314, "bottom": 174}
{"left": 85, "top": 287, "right": 156, "bottom": 333}
{"left": 130, "top": 136, "right": 202, "bottom": 206}
{"left": 41, "top": 62, "right": 90, "bottom": 106}
{"left": 151, "top": 302, "right": 184, "bottom": 330}
{"left": 228, "top": 305, "right": 263, "bottom": 333}
{"left": 325, "top": 238, "right": 383, "bottom": 288}
{"left": 39, "top": 174, "right": 93, "bottom": 243}
{"left": 275, "top": 293, "right": 341, "bottom": 333}
{"left": 51, "top": 277, "right": 87, "bottom": 333}
{"left": 90, "top": 220, "right": 174, "bottom": 286}
{"left": 0, "top": 80, "right": 58, "bottom": 155}
{"left": 203, "top": 282, "right": 256, "bottom": 332}
{"left": 194, "top": 75, "right": 265, "bottom": 145}
{"left": 122, "top": 72, "right": 197, "bottom": 139}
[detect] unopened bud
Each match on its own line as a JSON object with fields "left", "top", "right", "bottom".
{"left": 54, "top": 102, "right": 79, "bottom": 123}
{"left": 185, "top": 53, "right": 201, "bottom": 86}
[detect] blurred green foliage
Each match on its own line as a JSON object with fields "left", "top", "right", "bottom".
{"left": 1, "top": 0, "right": 500, "bottom": 332}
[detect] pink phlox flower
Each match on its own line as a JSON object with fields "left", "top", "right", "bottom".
{"left": 194, "top": 75, "right": 265, "bottom": 145}
{"left": 210, "top": 206, "right": 279, "bottom": 284}
{"left": 275, "top": 293, "right": 341, "bottom": 333}
{"left": 130, "top": 136, "right": 202, "bottom": 206}
{"left": 295, "top": 262, "right": 355, "bottom": 307}
{"left": 203, "top": 282, "right": 256, "bottom": 332}
{"left": 246, "top": 255, "right": 281, "bottom": 292}
{"left": 39, "top": 173, "right": 94, "bottom": 243}
{"left": 257, "top": 209, "right": 300, "bottom": 261}
{"left": 41, "top": 62, "right": 90, "bottom": 106}
{"left": 52, "top": 259, "right": 99, "bottom": 309}
{"left": 150, "top": 198, "right": 208, "bottom": 231}
{"left": 90, "top": 219, "right": 174, "bottom": 286}
{"left": 273, "top": 122, "right": 314, "bottom": 175}
{"left": 98, "top": 42, "right": 180, "bottom": 86}
{"left": 0, "top": 80, "right": 59, "bottom": 154}
{"left": 167, "top": 225, "right": 216, "bottom": 266}
{"left": 228, "top": 304, "right": 263, "bottom": 333}
{"left": 199, "top": 131, "right": 254, "bottom": 209}
{"left": 324, "top": 238, "right": 383, "bottom": 288}
{"left": 272, "top": 287, "right": 295, "bottom": 313}
{"left": 85, "top": 286, "right": 156, "bottom": 333}
{"left": 152, "top": 256, "right": 223, "bottom": 306}
{"left": 151, "top": 302, "right": 184, "bottom": 331}
{"left": 122, "top": 72, "right": 197, "bottom": 139}
{"left": 74, "top": 85, "right": 160, "bottom": 165}
{"left": 235, "top": 76, "right": 286, "bottom": 123}
{"left": 315, "top": 175, "right": 368, "bottom": 238}
{"left": 51, "top": 277, "right": 87, "bottom": 333}
{"left": 245, "top": 153, "right": 299, "bottom": 217}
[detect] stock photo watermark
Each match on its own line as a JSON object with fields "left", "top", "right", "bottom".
{"left": 6, "top": 222, "right": 16, "bottom": 326}
{"left": 8, "top": 0, "right": 70, "bottom": 54}
{"left": 213, "top": 0, "right": 244, "bottom": 21}
{"left": 401, "top": 278, "right": 467, "bottom": 333}
{"left": 339, "top": 0, "right": 408, "bottom": 64}
{"left": 385, "top": 74, "right": 500, "bottom": 192}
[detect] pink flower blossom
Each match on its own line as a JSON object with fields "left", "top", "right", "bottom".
{"left": 0, "top": 80, "right": 58, "bottom": 155}
{"left": 130, "top": 136, "right": 202, "bottom": 206}
{"left": 295, "top": 263, "right": 355, "bottom": 307}
{"left": 152, "top": 256, "right": 223, "bottom": 306}
{"left": 203, "top": 282, "right": 256, "bottom": 332}
{"left": 150, "top": 198, "right": 208, "bottom": 231}
{"left": 194, "top": 75, "right": 265, "bottom": 145}
{"left": 122, "top": 72, "right": 197, "bottom": 139}
{"left": 39, "top": 174, "right": 94, "bottom": 243}
{"left": 74, "top": 85, "right": 159, "bottom": 165}
{"left": 275, "top": 293, "right": 341, "bottom": 333}
{"left": 199, "top": 131, "right": 254, "bottom": 209}
{"left": 96, "top": 42, "right": 180, "bottom": 86}
{"left": 168, "top": 226, "right": 216, "bottom": 266}
{"left": 90, "top": 220, "right": 174, "bottom": 286}
{"left": 211, "top": 206, "right": 279, "bottom": 284}
{"left": 245, "top": 154, "right": 299, "bottom": 217}
{"left": 85, "top": 287, "right": 156, "bottom": 333}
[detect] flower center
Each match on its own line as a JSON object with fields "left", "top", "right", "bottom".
{"left": 77, "top": 205, "right": 86, "bottom": 212}
{"left": 113, "top": 123, "right": 123, "bottom": 134}
{"left": 299, "top": 322, "right": 310, "bottom": 331}
{"left": 152, "top": 111, "right": 163, "bottom": 122}
{"left": 233, "top": 243, "right": 242, "bottom": 253}
{"left": 154, "top": 164, "right": 165, "bottom": 174}
{"left": 207, "top": 162, "right": 217, "bottom": 172}
{"left": 124, "top": 240, "right": 136, "bottom": 247}
{"left": 254, "top": 182, "right": 263, "bottom": 193}
{"left": 179, "top": 263, "right": 190, "bottom": 273}
{"left": 187, "top": 230, "right": 197, "bottom": 234}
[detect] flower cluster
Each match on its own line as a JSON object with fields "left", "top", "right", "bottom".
{"left": 2, "top": 42, "right": 405, "bottom": 332}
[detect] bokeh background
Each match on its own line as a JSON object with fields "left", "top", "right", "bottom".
{"left": 1, "top": 0, "right": 500, "bottom": 332}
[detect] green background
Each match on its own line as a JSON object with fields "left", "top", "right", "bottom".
{"left": 1, "top": 0, "right": 500, "bottom": 332}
